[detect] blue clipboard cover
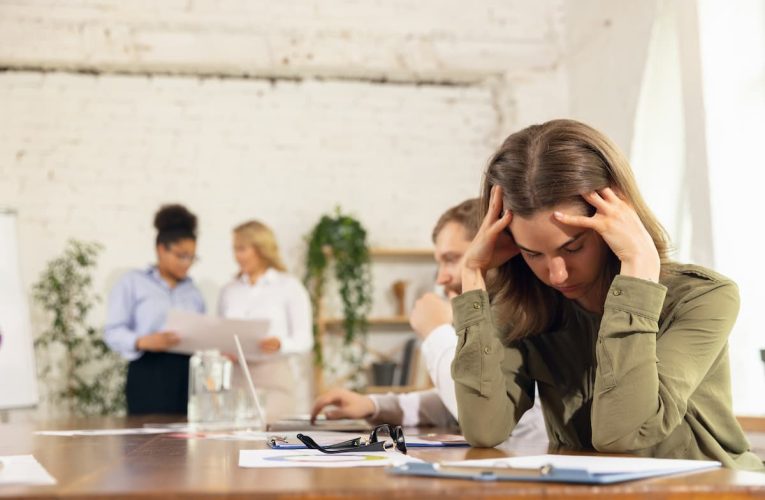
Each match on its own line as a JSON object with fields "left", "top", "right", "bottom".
{"left": 389, "top": 454, "right": 721, "bottom": 484}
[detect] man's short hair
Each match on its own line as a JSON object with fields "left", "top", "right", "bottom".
{"left": 431, "top": 198, "right": 481, "bottom": 243}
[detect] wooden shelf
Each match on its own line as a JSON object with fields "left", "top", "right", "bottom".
{"left": 324, "top": 316, "right": 411, "bottom": 330}
{"left": 738, "top": 416, "right": 765, "bottom": 433}
{"left": 314, "top": 246, "right": 432, "bottom": 393}
{"left": 369, "top": 247, "right": 433, "bottom": 258}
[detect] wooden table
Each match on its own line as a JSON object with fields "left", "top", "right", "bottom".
{"left": 2, "top": 416, "right": 765, "bottom": 499}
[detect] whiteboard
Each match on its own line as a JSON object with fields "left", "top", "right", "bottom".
{"left": 0, "top": 209, "right": 38, "bottom": 410}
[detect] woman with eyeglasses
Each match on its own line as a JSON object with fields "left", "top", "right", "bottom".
{"left": 218, "top": 220, "right": 312, "bottom": 419}
{"left": 452, "top": 119, "right": 763, "bottom": 470}
{"left": 104, "top": 204, "right": 206, "bottom": 415}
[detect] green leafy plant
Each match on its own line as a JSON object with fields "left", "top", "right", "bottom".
{"left": 304, "top": 208, "right": 373, "bottom": 368}
{"left": 33, "top": 240, "right": 125, "bottom": 416}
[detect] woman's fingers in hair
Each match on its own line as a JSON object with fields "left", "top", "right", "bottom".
{"left": 484, "top": 185, "right": 512, "bottom": 232}
{"left": 553, "top": 210, "right": 599, "bottom": 231}
{"left": 481, "top": 185, "right": 504, "bottom": 228}
{"left": 582, "top": 190, "right": 611, "bottom": 213}
{"left": 490, "top": 208, "right": 512, "bottom": 234}
{"left": 598, "top": 187, "right": 629, "bottom": 208}
{"left": 601, "top": 186, "right": 628, "bottom": 202}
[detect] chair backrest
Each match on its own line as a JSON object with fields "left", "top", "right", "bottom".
{"left": 398, "top": 336, "right": 419, "bottom": 386}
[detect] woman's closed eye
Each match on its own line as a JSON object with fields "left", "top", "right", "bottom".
{"left": 564, "top": 245, "right": 584, "bottom": 254}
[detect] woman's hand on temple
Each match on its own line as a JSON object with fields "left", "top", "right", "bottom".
{"left": 553, "top": 187, "right": 661, "bottom": 282}
{"left": 462, "top": 185, "right": 520, "bottom": 291}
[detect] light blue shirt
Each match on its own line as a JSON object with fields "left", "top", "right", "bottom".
{"left": 104, "top": 266, "right": 206, "bottom": 361}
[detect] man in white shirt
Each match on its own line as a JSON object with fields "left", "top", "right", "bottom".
{"left": 311, "top": 199, "right": 547, "bottom": 442}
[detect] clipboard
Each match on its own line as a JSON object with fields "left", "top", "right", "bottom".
{"left": 389, "top": 454, "right": 721, "bottom": 484}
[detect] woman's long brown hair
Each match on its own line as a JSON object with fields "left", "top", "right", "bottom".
{"left": 482, "top": 119, "right": 673, "bottom": 341}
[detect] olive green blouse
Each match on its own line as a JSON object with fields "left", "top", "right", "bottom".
{"left": 451, "top": 263, "right": 764, "bottom": 470}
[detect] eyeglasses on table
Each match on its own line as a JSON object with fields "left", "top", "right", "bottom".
{"left": 296, "top": 424, "right": 407, "bottom": 455}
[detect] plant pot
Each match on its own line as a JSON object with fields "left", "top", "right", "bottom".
{"left": 371, "top": 361, "right": 397, "bottom": 386}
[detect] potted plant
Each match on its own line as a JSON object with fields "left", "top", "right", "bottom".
{"left": 304, "top": 208, "right": 373, "bottom": 378}
{"left": 33, "top": 240, "right": 126, "bottom": 416}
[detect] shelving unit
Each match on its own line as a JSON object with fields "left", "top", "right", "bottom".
{"left": 323, "top": 315, "right": 410, "bottom": 330}
{"left": 314, "top": 246, "right": 435, "bottom": 393}
{"left": 316, "top": 246, "right": 433, "bottom": 334}
{"left": 369, "top": 248, "right": 433, "bottom": 258}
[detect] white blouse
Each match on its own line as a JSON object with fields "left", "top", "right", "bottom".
{"left": 217, "top": 268, "right": 313, "bottom": 356}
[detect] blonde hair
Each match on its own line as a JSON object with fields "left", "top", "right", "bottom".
{"left": 233, "top": 220, "right": 287, "bottom": 272}
{"left": 483, "top": 119, "right": 673, "bottom": 341}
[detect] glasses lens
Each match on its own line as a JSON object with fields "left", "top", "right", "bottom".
{"left": 371, "top": 425, "right": 406, "bottom": 454}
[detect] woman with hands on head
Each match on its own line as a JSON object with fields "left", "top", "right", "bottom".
{"left": 453, "top": 119, "right": 763, "bottom": 470}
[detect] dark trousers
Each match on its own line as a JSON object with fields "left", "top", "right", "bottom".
{"left": 126, "top": 352, "right": 190, "bottom": 415}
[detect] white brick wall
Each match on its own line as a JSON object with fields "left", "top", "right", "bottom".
{"left": 0, "top": 0, "right": 564, "bottom": 83}
{"left": 0, "top": 0, "right": 570, "bottom": 319}
{"left": 0, "top": 71, "right": 509, "bottom": 310}
{"left": 0, "top": 0, "right": 571, "bottom": 418}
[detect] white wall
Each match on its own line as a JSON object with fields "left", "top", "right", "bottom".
{"left": 0, "top": 72, "right": 502, "bottom": 309}
{"left": 0, "top": 0, "right": 569, "bottom": 418}
{"left": 0, "top": 0, "right": 562, "bottom": 83}
{"left": 562, "top": 0, "right": 658, "bottom": 155}
{"left": 697, "top": 0, "right": 765, "bottom": 415}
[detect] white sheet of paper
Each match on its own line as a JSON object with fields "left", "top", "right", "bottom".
{"left": 0, "top": 455, "right": 56, "bottom": 486}
{"left": 163, "top": 309, "right": 270, "bottom": 360}
{"left": 238, "top": 449, "right": 421, "bottom": 468}
{"left": 35, "top": 427, "right": 172, "bottom": 437}
{"left": 443, "top": 454, "right": 721, "bottom": 475}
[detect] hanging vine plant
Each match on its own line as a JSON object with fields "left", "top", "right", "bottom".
{"left": 304, "top": 208, "right": 373, "bottom": 367}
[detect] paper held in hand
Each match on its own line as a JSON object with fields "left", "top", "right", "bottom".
{"left": 164, "top": 309, "right": 270, "bottom": 361}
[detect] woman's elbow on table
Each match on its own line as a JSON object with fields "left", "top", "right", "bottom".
{"left": 460, "top": 412, "right": 513, "bottom": 448}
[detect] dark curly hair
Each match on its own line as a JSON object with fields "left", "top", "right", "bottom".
{"left": 154, "top": 204, "right": 197, "bottom": 247}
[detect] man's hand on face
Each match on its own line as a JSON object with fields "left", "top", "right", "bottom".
{"left": 409, "top": 292, "right": 453, "bottom": 339}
